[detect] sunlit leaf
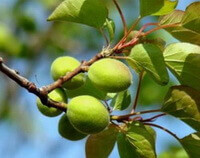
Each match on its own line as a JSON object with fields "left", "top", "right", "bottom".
{"left": 129, "top": 44, "right": 169, "bottom": 85}
{"left": 140, "top": 0, "right": 178, "bottom": 17}
{"left": 180, "top": 132, "right": 200, "bottom": 158}
{"left": 117, "top": 132, "right": 139, "bottom": 158}
{"left": 86, "top": 125, "right": 118, "bottom": 158}
{"left": 47, "top": 0, "right": 108, "bottom": 28}
{"left": 162, "top": 86, "right": 200, "bottom": 131}
{"left": 159, "top": 10, "right": 200, "bottom": 45}
{"left": 182, "top": 2, "right": 200, "bottom": 34}
{"left": 110, "top": 90, "right": 131, "bottom": 111}
{"left": 126, "top": 122, "right": 157, "bottom": 158}
{"left": 163, "top": 43, "right": 200, "bottom": 91}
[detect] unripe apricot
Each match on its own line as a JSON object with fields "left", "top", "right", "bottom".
{"left": 58, "top": 114, "right": 87, "bottom": 141}
{"left": 51, "top": 56, "right": 85, "bottom": 90}
{"left": 88, "top": 58, "right": 132, "bottom": 92}
{"left": 67, "top": 95, "right": 110, "bottom": 134}
{"left": 66, "top": 77, "right": 107, "bottom": 100}
{"left": 36, "top": 88, "right": 67, "bottom": 117}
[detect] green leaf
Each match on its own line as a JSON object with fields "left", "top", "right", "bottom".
{"left": 140, "top": 0, "right": 178, "bottom": 17}
{"left": 162, "top": 86, "right": 200, "bottom": 131}
{"left": 86, "top": 125, "right": 118, "bottom": 158}
{"left": 163, "top": 43, "right": 200, "bottom": 91}
{"left": 117, "top": 132, "right": 139, "bottom": 158}
{"left": 139, "top": 74, "right": 174, "bottom": 106}
{"left": 47, "top": 0, "right": 108, "bottom": 28}
{"left": 110, "top": 90, "right": 131, "bottom": 111}
{"left": 66, "top": 77, "right": 107, "bottom": 100}
{"left": 159, "top": 10, "right": 200, "bottom": 46}
{"left": 126, "top": 122, "right": 157, "bottom": 158}
{"left": 129, "top": 44, "right": 169, "bottom": 85}
{"left": 182, "top": 2, "right": 200, "bottom": 34}
{"left": 103, "top": 18, "right": 115, "bottom": 42}
{"left": 180, "top": 132, "right": 200, "bottom": 158}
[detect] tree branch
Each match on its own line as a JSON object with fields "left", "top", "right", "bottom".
{"left": 0, "top": 57, "right": 67, "bottom": 111}
{"left": 0, "top": 52, "right": 105, "bottom": 112}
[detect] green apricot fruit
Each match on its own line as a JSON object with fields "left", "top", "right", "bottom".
{"left": 36, "top": 88, "right": 67, "bottom": 117}
{"left": 66, "top": 77, "right": 107, "bottom": 100}
{"left": 88, "top": 58, "right": 132, "bottom": 93}
{"left": 58, "top": 114, "right": 87, "bottom": 141}
{"left": 67, "top": 95, "right": 110, "bottom": 134}
{"left": 50, "top": 56, "right": 85, "bottom": 90}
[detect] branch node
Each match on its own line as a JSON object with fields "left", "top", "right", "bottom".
{"left": 81, "top": 66, "right": 90, "bottom": 72}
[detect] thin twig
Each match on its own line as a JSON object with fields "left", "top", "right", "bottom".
{"left": 112, "top": 0, "right": 128, "bottom": 34}
{"left": 104, "top": 100, "right": 112, "bottom": 113}
{"left": 113, "top": 16, "right": 142, "bottom": 50}
{"left": 111, "top": 109, "right": 161, "bottom": 121}
{"left": 131, "top": 71, "right": 144, "bottom": 113}
{"left": 142, "top": 23, "right": 181, "bottom": 37}
{"left": 99, "top": 28, "right": 109, "bottom": 46}
{"left": 141, "top": 113, "right": 166, "bottom": 122}
{"left": 115, "top": 22, "right": 180, "bottom": 52}
{"left": 144, "top": 123, "right": 180, "bottom": 141}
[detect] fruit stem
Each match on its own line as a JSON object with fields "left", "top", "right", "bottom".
{"left": 131, "top": 71, "right": 144, "bottom": 113}
{"left": 143, "top": 123, "right": 180, "bottom": 141}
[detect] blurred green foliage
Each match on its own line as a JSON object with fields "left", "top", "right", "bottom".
{"left": 159, "top": 146, "right": 188, "bottom": 158}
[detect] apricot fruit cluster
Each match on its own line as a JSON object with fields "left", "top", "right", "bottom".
{"left": 36, "top": 56, "right": 132, "bottom": 141}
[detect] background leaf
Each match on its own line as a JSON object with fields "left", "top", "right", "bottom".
{"left": 48, "top": 0, "right": 108, "bottom": 28}
{"left": 129, "top": 44, "right": 169, "bottom": 85}
{"left": 86, "top": 125, "right": 118, "bottom": 158}
{"left": 180, "top": 132, "right": 200, "bottom": 158}
{"left": 164, "top": 43, "right": 200, "bottom": 91}
{"left": 159, "top": 10, "right": 200, "bottom": 45}
{"left": 158, "top": 147, "right": 188, "bottom": 158}
{"left": 162, "top": 86, "right": 200, "bottom": 131}
{"left": 140, "top": 0, "right": 178, "bottom": 17}
{"left": 110, "top": 90, "right": 131, "bottom": 111}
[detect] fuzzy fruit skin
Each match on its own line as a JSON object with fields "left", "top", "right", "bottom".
{"left": 67, "top": 95, "right": 110, "bottom": 134}
{"left": 50, "top": 56, "right": 85, "bottom": 90}
{"left": 36, "top": 88, "right": 67, "bottom": 117}
{"left": 58, "top": 115, "right": 87, "bottom": 141}
{"left": 88, "top": 58, "right": 132, "bottom": 93}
